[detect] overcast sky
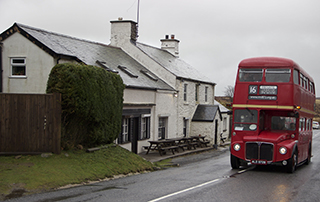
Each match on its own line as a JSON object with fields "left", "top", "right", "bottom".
{"left": 1, "top": 0, "right": 320, "bottom": 96}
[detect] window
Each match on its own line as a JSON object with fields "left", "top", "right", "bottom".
{"left": 300, "top": 74, "right": 304, "bottom": 88}
{"left": 158, "top": 117, "right": 167, "bottom": 139}
{"left": 141, "top": 70, "right": 158, "bottom": 81}
{"left": 118, "top": 65, "right": 138, "bottom": 78}
{"left": 299, "top": 118, "right": 305, "bottom": 131}
{"left": 205, "top": 87, "right": 208, "bottom": 102}
{"left": 307, "top": 119, "right": 311, "bottom": 130}
{"left": 96, "top": 60, "right": 118, "bottom": 73}
{"left": 195, "top": 84, "right": 199, "bottom": 101}
{"left": 184, "top": 84, "right": 188, "bottom": 102}
{"left": 239, "top": 69, "right": 263, "bottom": 82}
{"left": 223, "top": 117, "right": 227, "bottom": 131}
{"left": 293, "top": 69, "right": 299, "bottom": 85}
{"left": 183, "top": 118, "right": 188, "bottom": 137}
{"left": 234, "top": 109, "right": 258, "bottom": 131}
{"left": 271, "top": 116, "right": 296, "bottom": 131}
{"left": 121, "top": 118, "right": 130, "bottom": 143}
{"left": 140, "top": 116, "right": 150, "bottom": 140}
{"left": 265, "top": 69, "right": 291, "bottom": 83}
{"left": 310, "top": 82, "right": 315, "bottom": 93}
{"left": 304, "top": 78, "right": 308, "bottom": 90}
{"left": 11, "top": 58, "right": 26, "bottom": 76}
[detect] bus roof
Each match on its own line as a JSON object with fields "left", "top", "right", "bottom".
{"left": 239, "top": 57, "right": 314, "bottom": 83}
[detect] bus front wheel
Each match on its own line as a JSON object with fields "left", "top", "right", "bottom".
{"left": 231, "top": 154, "right": 240, "bottom": 169}
{"left": 286, "top": 150, "right": 297, "bottom": 173}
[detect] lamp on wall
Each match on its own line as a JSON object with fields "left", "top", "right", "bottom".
{"left": 173, "top": 92, "right": 178, "bottom": 97}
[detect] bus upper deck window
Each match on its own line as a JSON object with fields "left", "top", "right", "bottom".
{"left": 265, "top": 69, "right": 291, "bottom": 83}
{"left": 293, "top": 69, "right": 299, "bottom": 84}
{"left": 239, "top": 69, "right": 263, "bottom": 82}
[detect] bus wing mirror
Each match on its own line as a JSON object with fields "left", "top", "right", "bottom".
{"left": 294, "top": 112, "right": 299, "bottom": 118}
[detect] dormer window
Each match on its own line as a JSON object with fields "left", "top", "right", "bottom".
{"left": 118, "top": 65, "right": 138, "bottom": 78}
{"left": 11, "top": 58, "right": 26, "bottom": 77}
{"left": 140, "top": 70, "right": 158, "bottom": 81}
{"left": 96, "top": 60, "right": 118, "bottom": 73}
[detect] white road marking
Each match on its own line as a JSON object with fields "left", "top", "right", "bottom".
{"left": 148, "top": 168, "right": 250, "bottom": 202}
{"left": 148, "top": 179, "right": 220, "bottom": 202}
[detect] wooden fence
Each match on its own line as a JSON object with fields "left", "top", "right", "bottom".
{"left": 0, "top": 93, "right": 61, "bottom": 154}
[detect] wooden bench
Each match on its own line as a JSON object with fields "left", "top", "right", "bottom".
{"left": 159, "top": 145, "right": 179, "bottom": 156}
{"left": 200, "top": 140, "right": 210, "bottom": 147}
{"left": 188, "top": 141, "right": 198, "bottom": 150}
{"left": 178, "top": 143, "right": 189, "bottom": 151}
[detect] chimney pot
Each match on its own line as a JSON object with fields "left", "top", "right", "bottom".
{"left": 161, "top": 34, "right": 180, "bottom": 57}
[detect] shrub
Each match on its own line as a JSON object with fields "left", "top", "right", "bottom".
{"left": 46, "top": 63, "right": 125, "bottom": 148}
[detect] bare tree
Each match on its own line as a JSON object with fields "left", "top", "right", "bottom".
{"left": 224, "top": 85, "right": 234, "bottom": 98}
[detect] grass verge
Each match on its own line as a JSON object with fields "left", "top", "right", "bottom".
{"left": 0, "top": 144, "right": 157, "bottom": 200}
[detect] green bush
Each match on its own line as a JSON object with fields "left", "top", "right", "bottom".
{"left": 46, "top": 63, "right": 125, "bottom": 148}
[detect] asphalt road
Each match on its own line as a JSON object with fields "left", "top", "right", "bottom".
{"left": 6, "top": 130, "right": 320, "bottom": 202}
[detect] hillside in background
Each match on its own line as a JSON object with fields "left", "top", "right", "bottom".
{"left": 215, "top": 96, "right": 232, "bottom": 110}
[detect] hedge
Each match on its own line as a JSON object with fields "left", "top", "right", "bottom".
{"left": 46, "top": 63, "right": 125, "bottom": 148}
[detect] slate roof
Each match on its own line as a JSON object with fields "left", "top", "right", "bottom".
{"left": 136, "top": 43, "right": 215, "bottom": 85}
{"left": 192, "top": 104, "right": 221, "bottom": 122}
{"left": 0, "top": 23, "right": 174, "bottom": 91}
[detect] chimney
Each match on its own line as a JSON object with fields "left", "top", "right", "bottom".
{"left": 110, "top": 18, "right": 138, "bottom": 47}
{"left": 161, "top": 34, "right": 180, "bottom": 57}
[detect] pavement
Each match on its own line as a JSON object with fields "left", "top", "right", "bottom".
{"left": 139, "top": 141, "right": 230, "bottom": 163}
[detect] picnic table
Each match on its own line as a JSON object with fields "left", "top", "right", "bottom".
{"left": 146, "top": 135, "right": 210, "bottom": 156}
{"left": 146, "top": 139, "right": 179, "bottom": 156}
{"left": 190, "top": 135, "right": 210, "bottom": 147}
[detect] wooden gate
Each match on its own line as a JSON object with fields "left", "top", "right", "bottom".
{"left": 0, "top": 93, "right": 61, "bottom": 154}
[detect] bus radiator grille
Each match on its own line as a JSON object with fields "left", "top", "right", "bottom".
{"left": 246, "top": 142, "right": 273, "bottom": 161}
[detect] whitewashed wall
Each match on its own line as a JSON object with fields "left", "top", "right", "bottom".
{"left": 2, "top": 33, "right": 55, "bottom": 93}
{"left": 175, "top": 80, "right": 216, "bottom": 137}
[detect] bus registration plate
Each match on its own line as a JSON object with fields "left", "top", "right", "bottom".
{"left": 251, "top": 159, "right": 267, "bottom": 165}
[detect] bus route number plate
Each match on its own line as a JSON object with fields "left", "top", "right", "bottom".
{"left": 251, "top": 159, "right": 267, "bottom": 165}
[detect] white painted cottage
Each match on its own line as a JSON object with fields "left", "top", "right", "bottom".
{"left": 0, "top": 20, "right": 229, "bottom": 154}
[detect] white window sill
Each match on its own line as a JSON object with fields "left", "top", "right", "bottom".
{"left": 9, "top": 76, "right": 27, "bottom": 79}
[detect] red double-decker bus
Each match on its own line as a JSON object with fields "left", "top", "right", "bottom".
{"left": 230, "top": 57, "right": 316, "bottom": 173}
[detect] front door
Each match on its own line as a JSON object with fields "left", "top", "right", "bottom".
{"left": 131, "top": 117, "right": 139, "bottom": 154}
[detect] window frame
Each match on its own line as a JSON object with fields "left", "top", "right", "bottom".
{"left": 11, "top": 57, "right": 27, "bottom": 77}
{"left": 195, "top": 84, "right": 199, "bottom": 102}
{"left": 120, "top": 118, "right": 130, "bottom": 143}
{"left": 223, "top": 117, "right": 227, "bottom": 132}
{"left": 183, "top": 118, "right": 188, "bottom": 137}
{"left": 140, "top": 115, "right": 150, "bottom": 140}
{"left": 158, "top": 117, "right": 167, "bottom": 139}
{"left": 183, "top": 84, "right": 188, "bottom": 102}
{"left": 265, "top": 69, "right": 291, "bottom": 83}
{"left": 205, "top": 86, "right": 208, "bottom": 102}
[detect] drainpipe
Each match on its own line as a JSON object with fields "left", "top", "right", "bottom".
{"left": 56, "top": 56, "right": 61, "bottom": 65}
{"left": 0, "top": 42, "right": 3, "bottom": 92}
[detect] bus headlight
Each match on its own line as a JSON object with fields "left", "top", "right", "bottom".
{"left": 279, "top": 147, "right": 287, "bottom": 155}
{"left": 233, "top": 144, "right": 241, "bottom": 151}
